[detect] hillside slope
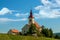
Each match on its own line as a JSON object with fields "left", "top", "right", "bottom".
{"left": 0, "top": 34, "right": 59, "bottom": 40}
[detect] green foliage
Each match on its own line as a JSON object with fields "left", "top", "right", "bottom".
{"left": 54, "top": 35, "right": 60, "bottom": 39}
{"left": 49, "top": 29, "right": 53, "bottom": 37}
{"left": 42, "top": 28, "right": 49, "bottom": 37}
{"left": 27, "top": 24, "right": 37, "bottom": 35}
{"left": 41, "top": 26, "right": 53, "bottom": 37}
{"left": 27, "top": 24, "right": 53, "bottom": 37}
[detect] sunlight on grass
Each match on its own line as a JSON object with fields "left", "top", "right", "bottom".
{"left": 0, "top": 34, "right": 59, "bottom": 40}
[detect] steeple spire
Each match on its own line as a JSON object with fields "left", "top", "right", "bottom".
{"left": 29, "top": 10, "right": 34, "bottom": 18}
{"left": 30, "top": 10, "right": 32, "bottom": 16}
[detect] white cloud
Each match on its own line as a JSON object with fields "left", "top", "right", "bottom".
{"left": 55, "top": 0, "right": 60, "bottom": 5}
{"left": 0, "top": 18, "right": 27, "bottom": 22}
{"left": 15, "top": 13, "right": 29, "bottom": 17}
{"left": 41, "top": 0, "right": 51, "bottom": 6}
{"left": 0, "top": 8, "right": 12, "bottom": 15}
{"left": 0, "top": 8, "right": 28, "bottom": 21}
{"left": 15, "top": 13, "right": 20, "bottom": 17}
{"left": 34, "top": 0, "right": 60, "bottom": 19}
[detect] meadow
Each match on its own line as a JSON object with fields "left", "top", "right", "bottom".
{"left": 0, "top": 34, "right": 59, "bottom": 40}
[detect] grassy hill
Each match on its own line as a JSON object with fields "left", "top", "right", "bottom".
{"left": 0, "top": 34, "right": 59, "bottom": 40}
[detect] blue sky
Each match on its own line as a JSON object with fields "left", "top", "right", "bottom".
{"left": 0, "top": 0, "right": 60, "bottom": 33}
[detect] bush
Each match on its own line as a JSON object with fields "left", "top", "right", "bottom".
{"left": 41, "top": 26, "right": 53, "bottom": 37}
{"left": 54, "top": 35, "right": 60, "bottom": 39}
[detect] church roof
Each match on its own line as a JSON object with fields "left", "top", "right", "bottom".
{"left": 34, "top": 21, "right": 41, "bottom": 29}
{"left": 11, "top": 29, "right": 19, "bottom": 33}
{"left": 23, "top": 21, "right": 41, "bottom": 30}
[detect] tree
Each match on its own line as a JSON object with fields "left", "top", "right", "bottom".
{"left": 49, "top": 28, "right": 53, "bottom": 37}
{"left": 42, "top": 28, "right": 48, "bottom": 37}
{"left": 55, "top": 35, "right": 60, "bottom": 39}
{"left": 27, "top": 24, "right": 37, "bottom": 35}
{"left": 41, "top": 25, "right": 45, "bottom": 29}
{"left": 42, "top": 28, "right": 53, "bottom": 37}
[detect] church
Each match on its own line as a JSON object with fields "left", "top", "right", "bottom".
{"left": 22, "top": 10, "right": 42, "bottom": 34}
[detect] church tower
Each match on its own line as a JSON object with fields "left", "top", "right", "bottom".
{"left": 28, "top": 10, "right": 34, "bottom": 25}
{"left": 22, "top": 10, "right": 42, "bottom": 34}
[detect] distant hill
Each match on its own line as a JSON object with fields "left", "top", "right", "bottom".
{"left": 54, "top": 33, "right": 60, "bottom": 36}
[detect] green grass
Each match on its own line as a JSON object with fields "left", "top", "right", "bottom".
{"left": 0, "top": 34, "right": 59, "bottom": 40}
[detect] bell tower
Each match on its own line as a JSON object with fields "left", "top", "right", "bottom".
{"left": 28, "top": 10, "right": 34, "bottom": 25}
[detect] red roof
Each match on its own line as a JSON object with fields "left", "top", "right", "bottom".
{"left": 34, "top": 22, "right": 41, "bottom": 29}
{"left": 11, "top": 29, "right": 19, "bottom": 33}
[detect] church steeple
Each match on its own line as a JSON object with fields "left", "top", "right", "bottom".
{"left": 29, "top": 10, "right": 34, "bottom": 18}
{"left": 28, "top": 10, "right": 34, "bottom": 24}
